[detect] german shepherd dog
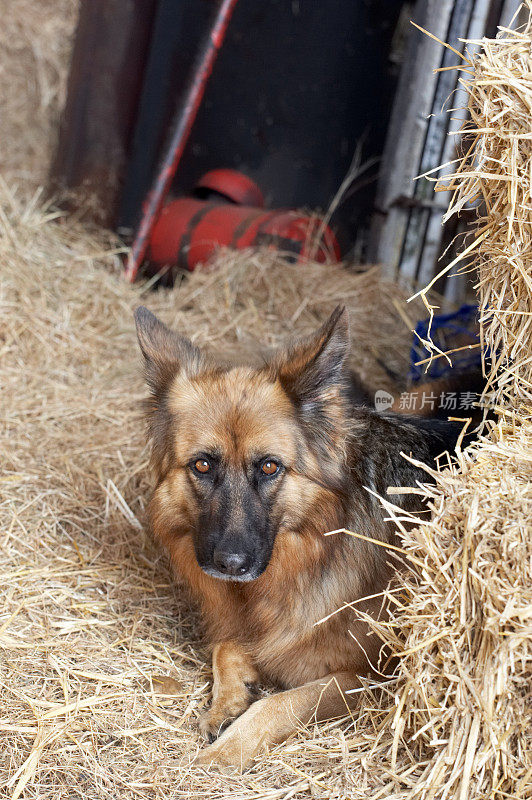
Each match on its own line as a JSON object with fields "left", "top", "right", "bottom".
{"left": 134, "top": 305, "right": 462, "bottom": 770}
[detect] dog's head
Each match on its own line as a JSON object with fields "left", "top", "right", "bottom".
{"left": 135, "top": 305, "right": 350, "bottom": 582}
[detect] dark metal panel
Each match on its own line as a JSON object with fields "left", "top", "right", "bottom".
{"left": 119, "top": 0, "right": 404, "bottom": 241}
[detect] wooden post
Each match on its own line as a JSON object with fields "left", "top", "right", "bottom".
{"left": 368, "top": 0, "right": 455, "bottom": 277}
{"left": 49, "top": 0, "right": 158, "bottom": 226}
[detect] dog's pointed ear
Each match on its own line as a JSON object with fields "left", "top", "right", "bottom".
{"left": 274, "top": 305, "right": 349, "bottom": 409}
{"left": 134, "top": 306, "right": 204, "bottom": 390}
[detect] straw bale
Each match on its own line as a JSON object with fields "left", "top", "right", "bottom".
{"left": 447, "top": 17, "right": 532, "bottom": 411}
{"left": 0, "top": 0, "right": 79, "bottom": 190}
{"left": 417, "top": 3, "right": 532, "bottom": 412}
{"left": 371, "top": 420, "right": 532, "bottom": 799}
{"left": 368, "top": 7, "right": 532, "bottom": 799}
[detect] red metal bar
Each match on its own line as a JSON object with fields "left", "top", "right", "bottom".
{"left": 125, "top": 0, "right": 240, "bottom": 282}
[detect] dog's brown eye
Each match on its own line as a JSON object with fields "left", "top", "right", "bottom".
{"left": 261, "top": 460, "right": 279, "bottom": 476}
{"left": 194, "top": 459, "right": 211, "bottom": 474}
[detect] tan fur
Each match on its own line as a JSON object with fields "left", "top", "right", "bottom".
{"left": 199, "top": 642, "right": 259, "bottom": 741}
{"left": 150, "top": 363, "right": 387, "bottom": 679}
{"left": 196, "top": 669, "right": 360, "bottom": 770}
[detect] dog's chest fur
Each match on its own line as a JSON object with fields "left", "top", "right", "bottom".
{"left": 163, "top": 525, "right": 390, "bottom": 687}
{"left": 244, "top": 585, "right": 386, "bottom": 687}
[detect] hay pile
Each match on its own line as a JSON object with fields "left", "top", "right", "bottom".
{"left": 370, "top": 8, "right": 532, "bottom": 799}
{"left": 0, "top": 0, "right": 79, "bottom": 190}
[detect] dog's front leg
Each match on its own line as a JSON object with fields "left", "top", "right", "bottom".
{"left": 196, "top": 670, "right": 359, "bottom": 771}
{"left": 199, "top": 640, "right": 259, "bottom": 742}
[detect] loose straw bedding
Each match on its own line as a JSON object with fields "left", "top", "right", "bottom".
{"left": 0, "top": 181, "right": 416, "bottom": 799}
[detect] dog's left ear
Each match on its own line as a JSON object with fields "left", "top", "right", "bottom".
{"left": 274, "top": 305, "right": 349, "bottom": 411}
{"left": 134, "top": 306, "right": 205, "bottom": 392}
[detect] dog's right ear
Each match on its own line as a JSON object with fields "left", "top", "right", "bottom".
{"left": 134, "top": 306, "right": 205, "bottom": 391}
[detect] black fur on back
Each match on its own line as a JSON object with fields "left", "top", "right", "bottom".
{"left": 347, "top": 406, "right": 465, "bottom": 516}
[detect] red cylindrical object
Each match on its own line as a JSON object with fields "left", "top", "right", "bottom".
{"left": 146, "top": 198, "right": 341, "bottom": 273}
{"left": 194, "top": 169, "right": 265, "bottom": 206}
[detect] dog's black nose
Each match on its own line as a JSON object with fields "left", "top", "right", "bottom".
{"left": 213, "top": 549, "right": 250, "bottom": 576}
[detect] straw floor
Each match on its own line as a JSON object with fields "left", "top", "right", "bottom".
{"left": 0, "top": 181, "right": 421, "bottom": 799}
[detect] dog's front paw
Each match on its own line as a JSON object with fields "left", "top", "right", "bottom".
{"left": 198, "top": 690, "right": 254, "bottom": 742}
{"left": 196, "top": 697, "right": 269, "bottom": 771}
{"left": 198, "top": 708, "right": 232, "bottom": 743}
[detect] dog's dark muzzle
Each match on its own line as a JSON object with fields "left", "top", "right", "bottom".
{"left": 213, "top": 547, "right": 251, "bottom": 577}
{"left": 197, "top": 528, "right": 272, "bottom": 583}
{"left": 201, "top": 554, "right": 261, "bottom": 582}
